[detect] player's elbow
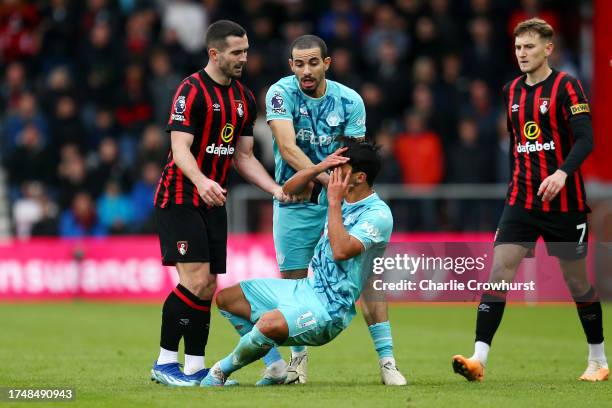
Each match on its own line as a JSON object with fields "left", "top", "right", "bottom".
{"left": 332, "top": 248, "right": 351, "bottom": 262}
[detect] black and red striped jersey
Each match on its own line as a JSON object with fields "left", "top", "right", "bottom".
{"left": 154, "top": 69, "right": 257, "bottom": 208}
{"left": 503, "top": 69, "right": 591, "bottom": 212}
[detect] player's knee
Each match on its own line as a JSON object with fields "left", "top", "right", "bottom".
{"left": 256, "top": 312, "right": 288, "bottom": 342}
{"left": 190, "top": 277, "right": 216, "bottom": 299}
{"left": 215, "top": 288, "right": 229, "bottom": 311}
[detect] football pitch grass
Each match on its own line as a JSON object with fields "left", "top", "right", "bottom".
{"left": 0, "top": 302, "right": 609, "bottom": 407}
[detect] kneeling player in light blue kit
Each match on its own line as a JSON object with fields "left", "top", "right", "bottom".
{"left": 265, "top": 34, "right": 405, "bottom": 386}
{"left": 201, "top": 142, "right": 407, "bottom": 387}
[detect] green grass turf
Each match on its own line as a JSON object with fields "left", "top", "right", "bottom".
{"left": 0, "top": 303, "right": 610, "bottom": 408}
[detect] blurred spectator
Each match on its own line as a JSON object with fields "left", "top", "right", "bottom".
{"left": 149, "top": 48, "right": 181, "bottom": 126}
{"left": 130, "top": 161, "right": 161, "bottom": 233}
{"left": 410, "top": 16, "right": 442, "bottom": 62}
{"left": 394, "top": 110, "right": 444, "bottom": 186}
{"left": 3, "top": 92, "right": 49, "bottom": 152}
{"left": 90, "top": 137, "right": 132, "bottom": 197}
{"left": 135, "top": 124, "right": 168, "bottom": 182}
{"left": 78, "top": 19, "right": 120, "bottom": 106}
{"left": 12, "top": 181, "right": 57, "bottom": 238}
{"left": 0, "top": 0, "right": 40, "bottom": 63}
{"left": 57, "top": 144, "right": 95, "bottom": 209}
{"left": 460, "top": 80, "right": 499, "bottom": 146}
{"left": 328, "top": 48, "right": 362, "bottom": 91}
{"left": 318, "top": 0, "right": 361, "bottom": 41}
{"left": 30, "top": 189, "right": 59, "bottom": 236}
{"left": 508, "top": 0, "right": 560, "bottom": 39}
{"left": 446, "top": 117, "right": 491, "bottom": 183}
{"left": 373, "top": 39, "right": 411, "bottom": 117}
{"left": 124, "top": 8, "right": 156, "bottom": 58}
{"left": 50, "top": 94, "right": 87, "bottom": 154}
{"left": 5, "top": 123, "right": 53, "bottom": 189}
{"left": 394, "top": 110, "right": 444, "bottom": 230}
{"left": 495, "top": 112, "right": 511, "bottom": 183}
{"left": 115, "top": 63, "right": 153, "bottom": 161}
{"left": 0, "top": 61, "right": 28, "bottom": 113}
{"left": 39, "top": 0, "right": 79, "bottom": 72}
{"left": 97, "top": 180, "right": 133, "bottom": 234}
{"left": 429, "top": 0, "right": 460, "bottom": 50}
{"left": 360, "top": 82, "right": 385, "bottom": 140}
{"left": 88, "top": 106, "right": 120, "bottom": 149}
{"left": 59, "top": 191, "right": 106, "bottom": 237}
{"left": 326, "top": 16, "right": 360, "bottom": 57}
{"left": 161, "top": 0, "right": 207, "bottom": 54}
{"left": 435, "top": 53, "right": 468, "bottom": 142}
{"left": 364, "top": 4, "right": 409, "bottom": 67}
{"left": 243, "top": 49, "right": 275, "bottom": 98}
{"left": 462, "top": 17, "right": 505, "bottom": 89}
{"left": 374, "top": 128, "right": 402, "bottom": 184}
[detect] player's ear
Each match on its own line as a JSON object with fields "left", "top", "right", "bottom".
{"left": 545, "top": 41, "right": 554, "bottom": 57}
{"left": 323, "top": 56, "right": 331, "bottom": 71}
{"left": 288, "top": 58, "right": 295, "bottom": 72}
{"left": 208, "top": 47, "right": 218, "bottom": 62}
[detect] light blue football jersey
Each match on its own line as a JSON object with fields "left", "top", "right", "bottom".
{"left": 310, "top": 193, "right": 393, "bottom": 329}
{"left": 266, "top": 75, "right": 366, "bottom": 200}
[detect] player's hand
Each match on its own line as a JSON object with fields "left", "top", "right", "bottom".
{"left": 196, "top": 177, "right": 226, "bottom": 206}
{"left": 327, "top": 167, "right": 351, "bottom": 205}
{"left": 315, "top": 147, "right": 349, "bottom": 173}
{"left": 273, "top": 185, "right": 302, "bottom": 203}
{"left": 537, "top": 169, "right": 567, "bottom": 202}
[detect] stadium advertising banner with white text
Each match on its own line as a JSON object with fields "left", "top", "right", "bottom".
{"left": 1, "top": 235, "right": 609, "bottom": 302}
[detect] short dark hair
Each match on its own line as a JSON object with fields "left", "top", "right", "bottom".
{"left": 513, "top": 18, "right": 554, "bottom": 41}
{"left": 290, "top": 34, "right": 328, "bottom": 59}
{"left": 343, "top": 140, "right": 382, "bottom": 186}
{"left": 205, "top": 20, "right": 247, "bottom": 51}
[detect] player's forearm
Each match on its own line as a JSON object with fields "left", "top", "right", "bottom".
{"left": 327, "top": 202, "right": 352, "bottom": 261}
{"left": 233, "top": 154, "right": 279, "bottom": 195}
{"left": 172, "top": 144, "right": 207, "bottom": 186}
{"left": 282, "top": 164, "right": 324, "bottom": 195}
{"left": 559, "top": 114, "right": 594, "bottom": 175}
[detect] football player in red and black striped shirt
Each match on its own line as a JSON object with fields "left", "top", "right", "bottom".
{"left": 453, "top": 18, "right": 608, "bottom": 382}
{"left": 151, "top": 20, "right": 291, "bottom": 386}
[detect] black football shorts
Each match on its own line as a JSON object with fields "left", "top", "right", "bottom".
{"left": 494, "top": 204, "right": 588, "bottom": 260}
{"left": 155, "top": 203, "right": 227, "bottom": 273}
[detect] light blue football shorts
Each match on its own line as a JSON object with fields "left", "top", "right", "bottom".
{"left": 273, "top": 201, "right": 327, "bottom": 272}
{"left": 239, "top": 277, "right": 343, "bottom": 346}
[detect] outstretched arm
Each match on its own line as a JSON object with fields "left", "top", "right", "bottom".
{"left": 233, "top": 135, "right": 284, "bottom": 200}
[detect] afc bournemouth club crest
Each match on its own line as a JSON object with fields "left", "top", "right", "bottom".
{"left": 539, "top": 98, "right": 550, "bottom": 114}
{"left": 177, "top": 241, "right": 188, "bottom": 256}
{"left": 235, "top": 101, "right": 244, "bottom": 117}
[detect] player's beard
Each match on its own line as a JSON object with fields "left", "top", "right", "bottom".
{"left": 219, "top": 59, "right": 245, "bottom": 79}
{"left": 299, "top": 75, "right": 320, "bottom": 96}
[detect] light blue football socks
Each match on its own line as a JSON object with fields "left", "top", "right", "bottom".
{"left": 368, "top": 321, "right": 394, "bottom": 359}
{"left": 219, "top": 326, "right": 278, "bottom": 375}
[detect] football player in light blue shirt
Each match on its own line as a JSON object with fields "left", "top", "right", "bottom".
{"left": 202, "top": 142, "right": 406, "bottom": 387}
{"left": 263, "top": 35, "right": 404, "bottom": 386}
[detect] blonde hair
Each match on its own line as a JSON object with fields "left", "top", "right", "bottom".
{"left": 513, "top": 18, "right": 554, "bottom": 41}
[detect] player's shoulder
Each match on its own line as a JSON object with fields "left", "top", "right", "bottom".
{"left": 233, "top": 78, "right": 256, "bottom": 101}
{"left": 328, "top": 79, "right": 363, "bottom": 103}
{"left": 502, "top": 74, "right": 524, "bottom": 93}
{"left": 556, "top": 71, "right": 584, "bottom": 89}
{"left": 269, "top": 75, "right": 298, "bottom": 92}
{"left": 364, "top": 194, "right": 393, "bottom": 224}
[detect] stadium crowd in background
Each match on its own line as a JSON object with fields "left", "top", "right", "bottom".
{"left": 0, "top": 0, "right": 588, "bottom": 237}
